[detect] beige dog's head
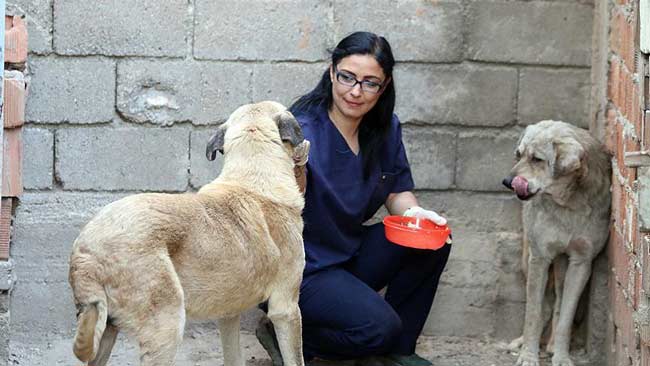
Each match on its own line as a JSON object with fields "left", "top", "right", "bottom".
{"left": 205, "top": 101, "right": 310, "bottom": 190}
{"left": 502, "top": 120, "right": 591, "bottom": 201}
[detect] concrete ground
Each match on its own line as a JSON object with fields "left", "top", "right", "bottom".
{"left": 8, "top": 322, "right": 596, "bottom": 366}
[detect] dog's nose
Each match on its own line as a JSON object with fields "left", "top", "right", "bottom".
{"left": 502, "top": 177, "right": 513, "bottom": 189}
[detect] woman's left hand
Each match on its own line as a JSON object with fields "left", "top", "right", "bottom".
{"left": 403, "top": 206, "right": 452, "bottom": 244}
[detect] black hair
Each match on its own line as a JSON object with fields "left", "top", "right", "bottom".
{"left": 290, "top": 31, "right": 396, "bottom": 179}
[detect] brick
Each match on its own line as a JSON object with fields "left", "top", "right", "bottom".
{"left": 401, "top": 126, "right": 456, "bottom": 189}
{"left": 194, "top": 0, "right": 330, "bottom": 61}
{"left": 518, "top": 68, "right": 591, "bottom": 128}
{"left": 53, "top": 0, "right": 186, "bottom": 57}
{"left": 608, "top": 58, "right": 620, "bottom": 104}
{"left": 190, "top": 129, "right": 224, "bottom": 188}
{"left": 395, "top": 64, "right": 517, "bottom": 126}
{"left": 7, "top": 0, "right": 51, "bottom": 55}
{"left": 456, "top": 130, "right": 520, "bottom": 191}
{"left": 117, "top": 60, "right": 253, "bottom": 125}
{"left": 3, "top": 128, "right": 23, "bottom": 197}
{"left": 3, "top": 70, "right": 26, "bottom": 128}
{"left": 22, "top": 128, "right": 53, "bottom": 190}
{"left": 334, "top": 0, "right": 463, "bottom": 62}
{"left": 5, "top": 15, "right": 28, "bottom": 64}
{"left": 56, "top": 128, "right": 189, "bottom": 191}
{"left": 251, "top": 63, "right": 326, "bottom": 108}
{"left": 467, "top": 1, "right": 593, "bottom": 66}
{"left": 26, "top": 57, "right": 115, "bottom": 124}
{"left": 0, "top": 199, "right": 12, "bottom": 260}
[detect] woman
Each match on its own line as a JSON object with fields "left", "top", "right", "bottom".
{"left": 258, "top": 31, "right": 452, "bottom": 366}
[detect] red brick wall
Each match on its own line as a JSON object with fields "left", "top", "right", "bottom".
{"left": 605, "top": 0, "right": 648, "bottom": 364}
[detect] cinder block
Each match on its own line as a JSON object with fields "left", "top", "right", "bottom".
{"left": 456, "top": 130, "right": 521, "bottom": 191}
{"left": 415, "top": 191, "right": 522, "bottom": 233}
{"left": 5, "top": 15, "right": 28, "bottom": 64}
{"left": 441, "top": 259, "right": 500, "bottom": 290}
{"left": 117, "top": 60, "right": 253, "bottom": 125}
{"left": 334, "top": 0, "right": 463, "bottom": 62}
{"left": 26, "top": 57, "right": 115, "bottom": 124}
{"left": 401, "top": 126, "right": 456, "bottom": 189}
{"left": 4, "top": 70, "right": 26, "bottom": 128}
{"left": 53, "top": 0, "right": 186, "bottom": 57}
{"left": 518, "top": 68, "right": 591, "bottom": 127}
{"left": 10, "top": 192, "right": 127, "bottom": 342}
{"left": 251, "top": 63, "right": 327, "bottom": 108}
{"left": 423, "top": 286, "right": 496, "bottom": 337}
{"left": 56, "top": 128, "right": 189, "bottom": 191}
{"left": 467, "top": 1, "right": 593, "bottom": 66}
{"left": 2, "top": 128, "right": 23, "bottom": 197}
{"left": 7, "top": 0, "right": 53, "bottom": 55}
{"left": 395, "top": 64, "right": 517, "bottom": 126}
{"left": 22, "top": 128, "right": 53, "bottom": 190}
{"left": 190, "top": 130, "right": 224, "bottom": 189}
{"left": 194, "top": 0, "right": 330, "bottom": 61}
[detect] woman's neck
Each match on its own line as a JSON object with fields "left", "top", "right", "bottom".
{"left": 328, "top": 108, "right": 361, "bottom": 153}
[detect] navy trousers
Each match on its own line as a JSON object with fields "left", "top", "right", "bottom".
{"left": 299, "top": 222, "right": 451, "bottom": 360}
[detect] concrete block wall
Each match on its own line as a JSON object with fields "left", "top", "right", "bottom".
{"left": 6, "top": 0, "right": 596, "bottom": 363}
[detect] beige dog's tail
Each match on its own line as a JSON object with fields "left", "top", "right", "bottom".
{"left": 72, "top": 287, "right": 108, "bottom": 362}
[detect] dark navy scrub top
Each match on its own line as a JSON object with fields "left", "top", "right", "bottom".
{"left": 294, "top": 104, "right": 415, "bottom": 277}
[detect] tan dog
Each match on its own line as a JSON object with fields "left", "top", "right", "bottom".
{"left": 502, "top": 120, "right": 610, "bottom": 366}
{"left": 69, "top": 101, "right": 309, "bottom": 366}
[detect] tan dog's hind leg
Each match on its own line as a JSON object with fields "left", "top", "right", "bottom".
{"left": 218, "top": 315, "right": 245, "bottom": 366}
{"left": 550, "top": 260, "right": 591, "bottom": 366}
{"left": 136, "top": 301, "right": 185, "bottom": 366}
{"left": 517, "top": 256, "right": 551, "bottom": 366}
{"left": 268, "top": 292, "right": 305, "bottom": 366}
{"left": 88, "top": 324, "right": 118, "bottom": 366}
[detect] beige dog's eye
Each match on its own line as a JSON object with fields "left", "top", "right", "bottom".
{"left": 531, "top": 156, "right": 544, "bottom": 163}
{"left": 515, "top": 151, "right": 521, "bottom": 160}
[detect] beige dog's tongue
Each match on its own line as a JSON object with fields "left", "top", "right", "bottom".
{"left": 293, "top": 139, "right": 310, "bottom": 166}
{"left": 512, "top": 176, "right": 529, "bottom": 197}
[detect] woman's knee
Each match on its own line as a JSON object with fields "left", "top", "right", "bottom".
{"left": 351, "top": 311, "right": 403, "bottom": 354}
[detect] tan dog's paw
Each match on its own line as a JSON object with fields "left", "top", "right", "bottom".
{"left": 551, "top": 354, "right": 575, "bottom": 366}
{"left": 516, "top": 350, "right": 540, "bottom": 366}
{"left": 507, "top": 335, "right": 524, "bottom": 351}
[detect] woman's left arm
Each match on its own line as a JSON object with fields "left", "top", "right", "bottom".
{"left": 385, "top": 191, "right": 418, "bottom": 216}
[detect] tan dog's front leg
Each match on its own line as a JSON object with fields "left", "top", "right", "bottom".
{"left": 517, "top": 256, "right": 551, "bottom": 366}
{"left": 268, "top": 293, "right": 305, "bottom": 366}
{"left": 551, "top": 259, "right": 592, "bottom": 366}
{"left": 218, "top": 315, "right": 245, "bottom": 366}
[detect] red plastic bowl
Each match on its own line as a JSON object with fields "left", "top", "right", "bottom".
{"left": 383, "top": 215, "right": 451, "bottom": 250}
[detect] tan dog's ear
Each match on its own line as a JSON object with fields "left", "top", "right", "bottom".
{"left": 206, "top": 124, "right": 227, "bottom": 161}
{"left": 553, "top": 141, "right": 585, "bottom": 177}
{"left": 273, "top": 110, "right": 304, "bottom": 147}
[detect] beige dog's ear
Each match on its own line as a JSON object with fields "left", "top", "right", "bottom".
{"left": 553, "top": 141, "right": 585, "bottom": 177}
{"left": 206, "top": 124, "right": 227, "bottom": 161}
{"left": 273, "top": 110, "right": 304, "bottom": 147}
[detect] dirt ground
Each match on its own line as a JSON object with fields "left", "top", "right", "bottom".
{"left": 8, "top": 321, "right": 597, "bottom": 366}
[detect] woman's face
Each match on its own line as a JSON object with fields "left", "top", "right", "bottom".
{"left": 329, "top": 54, "right": 389, "bottom": 123}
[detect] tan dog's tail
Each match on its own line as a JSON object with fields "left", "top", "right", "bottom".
{"left": 72, "top": 287, "right": 108, "bottom": 362}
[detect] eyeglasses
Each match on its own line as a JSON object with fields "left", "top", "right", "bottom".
{"left": 334, "top": 68, "right": 384, "bottom": 94}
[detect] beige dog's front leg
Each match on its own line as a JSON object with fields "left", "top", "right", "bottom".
{"left": 268, "top": 294, "right": 305, "bottom": 366}
{"left": 218, "top": 315, "right": 245, "bottom": 366}
{"left": 551, "top": 259, "right": 592, "bottom": 366}
{"left": 517, "top": 256, "right": 550, "bottom": 366}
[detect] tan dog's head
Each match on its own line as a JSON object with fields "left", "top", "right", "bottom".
{"left": 503, "top": 120, "right": 588, "bottom": 201}
{"left": 205, "top": 101, "right": 310, "bottom": 190}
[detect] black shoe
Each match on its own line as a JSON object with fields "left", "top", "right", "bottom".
{"left": 255, "top": 317, "right": 284, "bottom": 366}
{"left": 383, "top": 353, "right": 433, "bottom": 366}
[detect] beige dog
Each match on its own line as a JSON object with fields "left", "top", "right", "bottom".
{"left": 502, "top": 120, "right": 610, "bottom": 366}
{"left": 68, "top": 101, "right": 309, "bottom": 366}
